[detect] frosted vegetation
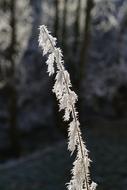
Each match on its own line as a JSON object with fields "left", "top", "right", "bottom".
{"left": 46, "top": 0, "right": 127, "bottom": 102}
{"left": 39, "top": 25, "right": 97, "bottom": 190}
{"left": 0, "top": 0, "right": 127, "bottom": 189}
{"left": 0, "top": 0, "right": 127, "bottom": 113}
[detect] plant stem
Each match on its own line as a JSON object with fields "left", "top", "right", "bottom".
{"left": 43, "top": 27, "right": 90, "bottom": 189}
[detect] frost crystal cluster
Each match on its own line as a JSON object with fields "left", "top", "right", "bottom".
{"left": 39, "top": 25, "right": 97, "bottom": 190}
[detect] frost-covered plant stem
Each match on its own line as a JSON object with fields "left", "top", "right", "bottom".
{"left": 39, "top": 25, "right": 97, "bottom": 190}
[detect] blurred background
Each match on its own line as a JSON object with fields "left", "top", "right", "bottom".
{"left": 0, "top": 0, "right": 127, "bottom": 189}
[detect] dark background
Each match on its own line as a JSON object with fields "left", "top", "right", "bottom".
{"left": 0, "top": 0, "right": 127, "bottom": 189}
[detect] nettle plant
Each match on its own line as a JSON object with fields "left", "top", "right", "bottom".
{"left": 39, "top": 25, "right": 97, "bottom": 190}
